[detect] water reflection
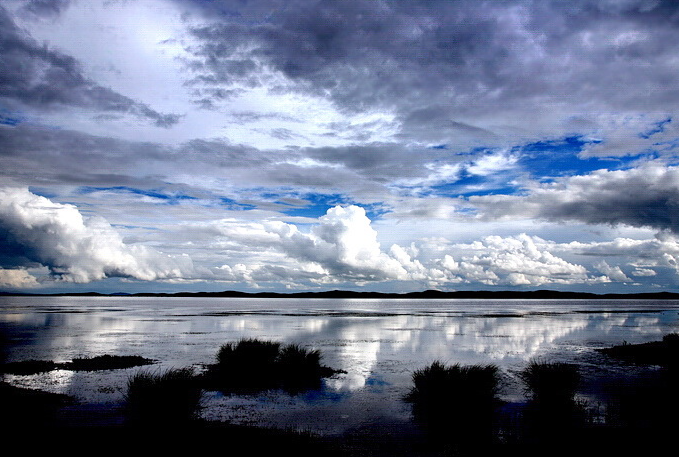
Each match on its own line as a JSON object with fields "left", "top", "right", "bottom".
{"left": 2, "top": 297, "right": 679, "bottom": 431}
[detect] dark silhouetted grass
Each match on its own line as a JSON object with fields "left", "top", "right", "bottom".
{"left": 517, "top": 359, "right": 588, "bottom": 446}
{"left": 598, "top": 333, "right": 679, "bottom": 433}
{"left": 405, "top": 361, "right": 501, "bottom": 452}
{"left": 124, "top": 367, "right": 203, "bottom": 426}
{"left": 63, "top": 354, "right": 155, "bottom": 371}
{"left": 1, "top": 354, "right": 154, "bottom": 375}
{"left": 204, "top": 338, "right": 340, "bottom": 394}
{"left": 598, "top": 332, "right": 679, "bottom": 367}
{"left": 1, "top": 359, "right": 58, "bottom": 375}
{"left": 519, "top": 360, "right": 580, "bottom": 403}
{"left": 1, "top": 381, "right": 73, "bottom": 428}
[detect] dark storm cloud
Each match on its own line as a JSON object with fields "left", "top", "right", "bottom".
{"left": 181, "top": 0, "right": 679, "bottom": 142}
{"left": 472, "top": 163, "right": 679, "bottom": 233}
{"left": 0, "top": 6, "right": 180, "bottom": 127}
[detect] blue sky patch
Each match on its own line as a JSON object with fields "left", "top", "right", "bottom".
{"left": 518, "top": 135, "right": 634, "bottom": 180}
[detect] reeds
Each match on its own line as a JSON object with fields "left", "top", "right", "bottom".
{"left": 124, "top": 367, "right": 203, "bottom": 426}
{"left": 598, "top": 332, "right": 679, "bottom": 367}
{"left": 405, "top": 360, "right": 501, "bottom": 447}
{"left": 0, "top": 354, "right": 154, "bottom": 375}
{"left": 206, "top": 338, "right": 335, "bottom": 394}
{"left": 519, "top": 360, "right": 580, "bottom": 403}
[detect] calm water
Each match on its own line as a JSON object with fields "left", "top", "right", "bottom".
{"left": 2, "top": 296, "right": 679, "bottom": 433}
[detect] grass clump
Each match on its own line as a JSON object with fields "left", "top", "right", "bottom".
{"left": 124, "top": 367, "right": 202, "bottom": 426}
{"left": 406, "top": 361, "right": 500, "bottom": 413}
{"left": 517, "top": 359, "right": 587, "bottom": 445}
{"left": 405, "top": 361, "right": 501, "bottom": 449}
{"left": 519, "top": 360, "right": 580, "bottom": 403}
{"left": 205, "top": 338, "right": 338, "bottom": 394}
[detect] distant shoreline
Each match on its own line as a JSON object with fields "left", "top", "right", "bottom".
{"left": 1, "top": 289, "right": 679, "bottom": 300}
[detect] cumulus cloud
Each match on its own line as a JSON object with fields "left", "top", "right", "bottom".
{"left": 595, "top": 261, "right": 631, "bottom": 282}
{"left": 197, "top": 207, "right": 613, "bottom": 289}
{"left": 560, "top": 232, "right": 679, "bottom": 276}
{"left": 438, "top": 234, "right": 598, "bottom": 287}
{"left": 0, "top": 267, "right": 39, "bottom": 288}
{"left": 208, "top": 205, "right": 415, "bottom": 285}
{"left": 0, "top": 187, "right": 193, "bottom": 283}
{"left": 472, "top": 162, "right": 679, "bottom": 233}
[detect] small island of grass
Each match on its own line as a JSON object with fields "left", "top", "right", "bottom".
{"left": 1, "top": 354, "right": 155, "bottom": 375}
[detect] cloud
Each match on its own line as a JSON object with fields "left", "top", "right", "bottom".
{"left": 439, "top": 234, "right": 597, "bottom": 287}
{"left": 183, "top": 0, "right": 679, "bottom": 147}
{"left": 472, "top": 162, "right": 679, "bottom": 233}
{"left": 0, "top": 187, "right": 193, "bottom": 283}
{"left": 198, "top": 207, "right": 614, "bottom": 289}
{"left": 208, "top": 205, "right": 414, "bottom": 285}
{"left": 594, "top": 260, "right": 631, "bottom": 282}
{"left": 559, "top": 232, "right": 679, "bottom": 276}
{"left": 0, "top": 6, "right": 180, "bottom": 127}
{"left": 631, "top": 268, "right": 657, "bottom": 277}
{"left": 20, "top": 0, "right": 71, "bottom": 18}
{"left": 0, "top": 267, "right": 39, "bottom": 288}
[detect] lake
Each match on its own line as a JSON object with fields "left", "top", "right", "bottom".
{"left": 2, "top": 296, "right": 679, "bottom": 433}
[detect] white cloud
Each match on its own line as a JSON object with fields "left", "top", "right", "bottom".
{"left": 0, "top": 187, "right": 193, "bottom": 283}
{"left": 595, "top": 260, "right": 631, "bottom": 282}
{"left": 437, "top": 234, "right": 597, "bottom": 286}
{"left": 631, "top": 268, "right": 657, "bottom": 277}
{"left": 0, "top": 268, "right": 39, "bottom": 288}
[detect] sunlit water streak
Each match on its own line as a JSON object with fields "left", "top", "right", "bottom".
{"left": 2, "top": 297, "right": 678, "bottom": 434}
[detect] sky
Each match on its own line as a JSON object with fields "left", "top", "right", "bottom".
{"left": 1, "top": 0, "right": 679, "bottom": 294}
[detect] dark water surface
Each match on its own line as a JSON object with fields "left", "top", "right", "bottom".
{"left": 2, "top": 296, "right": 679, "bottom": 433}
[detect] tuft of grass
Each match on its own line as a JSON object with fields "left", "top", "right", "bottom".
{"left": 205, "top": 338, "right": 338, "bottom": 394}
{"left": 124, "top": 367, "right": 202, "bottom": 426}
{"left": 277, "top": 344, "right": 324, "bottom": 393}
{"left": 405, "top": 361, "right": 501, "bottom": 445}
{"left": 406, "top": 361, "right": 500, "bottom": 407}
{"left": 519, "top": 360, "right": 580, "bottom": 403}
{"left": 217, "top": 338, "right": 281, "bottom": 368}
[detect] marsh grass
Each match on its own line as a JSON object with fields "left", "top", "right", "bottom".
{"left": 598, "top": 332, "right": 679, "bottom": 367}
{"left": 1, "top": 354, "right": 154, "bottom": 375}
{"left": 1, "top": 359, "right": 58, "bottom": 375}
{"left": 519, "top": 360, "right": 580, "bottom": 403}
{"left": 598, "top": 334, "right": 679, "bottom": 432}
{"left": 517, "top": 359, "right": 588, "bottom": 445}
{"left": 64, "top": 354, "right": 155, "bottom": 371}
{"left": 205, "top": 338, "right": 339, "bottom": 394}
{"left": 1, "top": 381, "right": 73, "bottom": 427}
{"left": 405, "top": 361, "right": 501, "bottom": 451}
{"left": 124, "top": 367, "right": 203, "bottom": 426}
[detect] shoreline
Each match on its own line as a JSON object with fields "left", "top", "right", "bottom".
{"left": 2, "top": 289, "right": 679, "bottom": 300}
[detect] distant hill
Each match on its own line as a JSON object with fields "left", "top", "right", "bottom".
{"left": 2, "top": 289, "right": 679, "bottom": 299}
